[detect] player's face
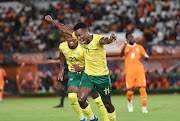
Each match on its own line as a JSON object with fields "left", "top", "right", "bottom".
{"left": 127, "top": 34, "right": 135, "bottom": 44}
{"left": 75, "top": 29, "right": 88, "bottom": 44}
{"left": 66, "top": 34, "right": 77, "bottom": 47}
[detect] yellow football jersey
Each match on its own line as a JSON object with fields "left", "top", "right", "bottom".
{"left": 59, "top": 41, "right": 85, "bottom": 72}
{"left": 72, "top": 32, "right": 109, "bottom": 76}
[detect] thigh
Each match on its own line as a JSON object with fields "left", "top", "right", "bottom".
{"left": 93, "top": 75, "right": 112, "bottom": 100}
{"left": 68, "top": 86, "right": 79, "bottom": 93}
{"left": 90, "top": 92, "right": 99, "bottom": 99}
{"left": 126, "top": 73, "right": 136, "bottom": 89}
{"left": 136, "top": 72, "right": 146, "bottom": 88}
{"left": 80, "top": 73, "right": 94, "bottom": 89}
{"left": 78, "top": 86, "right": 92, "bottom": 101}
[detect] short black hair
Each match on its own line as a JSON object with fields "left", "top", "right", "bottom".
{"left": 125, "top": 32, "right": 132, "bottom": 38}
{"left": 74, "top": 22, "right": 88, "bottom": 31}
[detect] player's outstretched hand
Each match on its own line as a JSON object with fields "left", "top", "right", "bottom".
{"left": 58, "top": 70, "right": 64, "bottom": 81}
{"left": 110, "top": 33, "right": 117, "bottom": 42}
{"left": 45, "top": 15, "right": 53, "bottom": 22}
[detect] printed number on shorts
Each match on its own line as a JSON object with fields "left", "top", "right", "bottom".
{"left": 104, "top": 88, "right": 110, "bottom": 95}
{"left": 131, "top": 52, "right": 135, "bottom": 58}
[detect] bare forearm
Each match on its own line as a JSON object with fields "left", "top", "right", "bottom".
{"left": 51, "top": 20, "right": 73, "bottom": 35}
{"left": 120, "top": 46, "right": 126, "bottom": 57}
{"left": 100, "top": 37, "right": 113, "bottom": 45}
{"left": 79, "top": 66, "right": 85, "bottom": 72}
{"left": 59, "top": 53, "right": 65, "bottom": 71}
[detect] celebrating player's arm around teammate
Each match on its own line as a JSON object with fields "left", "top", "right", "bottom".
{"left": 120, "top": 32, "right": 149, "bottom": 113}
{"left": 45, "top": 15, "right": 116, "bottom": 121}
{"left": 58, "top": 34, "right": 110, "bottom": 121}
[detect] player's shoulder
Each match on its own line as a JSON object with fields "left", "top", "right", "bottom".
{"left": 135, "top": 43, "right": 143, "bottom": 48}
{"left": 93, "top": 34, "right": 103, "bottom": 40}
{"left": 59, "top": 41, "right": 67, "bottom": 49}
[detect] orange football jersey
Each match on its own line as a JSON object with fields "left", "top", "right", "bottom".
{"left": 0, "top": 69, "right": 6, "bottom": 84}
{"left": 121, "top": 43, "right": 147, "bottom": 75}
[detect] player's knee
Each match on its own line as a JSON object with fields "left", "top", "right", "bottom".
{"left": 139, "top": 88, "right": 147, "bottom": 95}
{"left": 78, "top": 97, "right": 86, "bottom": 105}
{"left": 126, "top": 91, "right": 134, "bottom": 97}
{"left": 68, "top": 93, "right": 77, "bottom": 103}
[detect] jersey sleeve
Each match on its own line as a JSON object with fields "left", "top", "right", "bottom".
{"left": 140, "top": 45, "right": 148, "bottom": 56}
{"left": 72, "top": 32, "right": 78, "bottom": 40}
{"left": 97, "top": 34, "right": 104, "bottom": 46}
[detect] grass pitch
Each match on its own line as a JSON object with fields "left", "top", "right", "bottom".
{"left": 0, "top": 94, "right": 179, "bottom": 121}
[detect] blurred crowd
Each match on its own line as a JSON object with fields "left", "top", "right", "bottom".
{"left": 0, "top": 0, "right": 180, "bottom": 54}
{"left": 110, "top": 67, "right": 180, "bottom": 90}
{"left": 151, "top": 44, "right": 180, "bottom": 55}
{"left": 21, "top": 69, "right": 61, "bottom": 93}
{"left": 21, "top": 66, "right": 180, "bottom": 93}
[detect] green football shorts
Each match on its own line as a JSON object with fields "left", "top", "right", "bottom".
{"left": 80, "top": 72, "right": 112, "bottom": 99}
{"left": 67, "top": 71, "right": 83, "bottom": 88}
{"left": 67, "top": 71, "right": 98, "bottom": 94}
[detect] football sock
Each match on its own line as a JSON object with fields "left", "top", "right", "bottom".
{"left": 139, "top": 87, "right": 147, "bottom": 107}
{"left": 68, "top": 93, "right": 84, "bottom": 119}
{"left": 93, "top": 96, "right": 109, "bottom": 121}
{"left": 126, "top": 91, "right": 134, "bottom": 102}
{"left": 82, "top": 104, "right": 94, "bottom": 119}
{"left": 108, "top": 110, "right": 116, "bottom": 121}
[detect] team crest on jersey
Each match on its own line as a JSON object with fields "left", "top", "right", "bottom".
{"left": 127, "top": 49, "right": 130, "bottom": 52}
{"left": 90, "top": 44, "right": 93, "bottom": 48}
{"left": 64, "top": 51, "right": 68, "bottom": 55}
{"left": 136, "top": 48, "right": 139, "bottom": 52}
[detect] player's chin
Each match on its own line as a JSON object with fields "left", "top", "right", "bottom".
{"left": 81, "top": 40, "right": 85, "bottom": 44}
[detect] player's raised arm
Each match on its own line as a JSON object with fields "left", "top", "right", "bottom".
{"left": 45, "top": 15, "right": 73, "bottom": 35}
{"left": 99, "top": 33, "right": 117, "bottom": 45}
{"left": 120, "top": 46, "right": 125, "bottom": 57}
{"left": 120, "top": 42, "right": 127, "bottom": 57}
{"left": 58, "top": 52, "right": 65, "bottom": 81}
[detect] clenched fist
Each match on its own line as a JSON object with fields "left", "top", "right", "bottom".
{"left": 45, "top": 15, "right": 53, "bottom": 22}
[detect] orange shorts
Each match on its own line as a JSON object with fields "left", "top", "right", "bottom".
{"left": 0, "top": 83, "right": 4, "bottom": 90}
{"left": 125, "top": 72, "right": 146, "bottom": 89}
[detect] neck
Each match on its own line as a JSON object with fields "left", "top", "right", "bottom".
{"left": 129, "top": 42, "right": 135, "bottom": 45}
{"left": 87, "top": 34, "right": 92, "bottom": 44}
{"left": 69, "top": 41, "right": 78, "bottom": 49}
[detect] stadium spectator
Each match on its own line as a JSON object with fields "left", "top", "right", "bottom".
{"left": 43, "top": 71, "right": 53, "bottom": 93}
{"left": 0, "top": 0, "right": 179, "bottom": 54}
{"left": 171, "top": 67, "right": 179, "bottom": 87}
{"left": 21, "top": 69, "right": 35, "bottom": 93}
{"left": 161, "top": 68, "right": 170, "bottom": 88}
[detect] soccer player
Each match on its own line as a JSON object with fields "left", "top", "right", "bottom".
{"left": 0, "top": 64, "right": 6, "bottom": 102}
{"left": 58, "top": 34, "right": 109, "bottom": 121}
{"left": 45, "top": 15, "right": 116, "bottom": 121}
{"left": 120, "top": 32, "right": 149, "bottom": 113}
